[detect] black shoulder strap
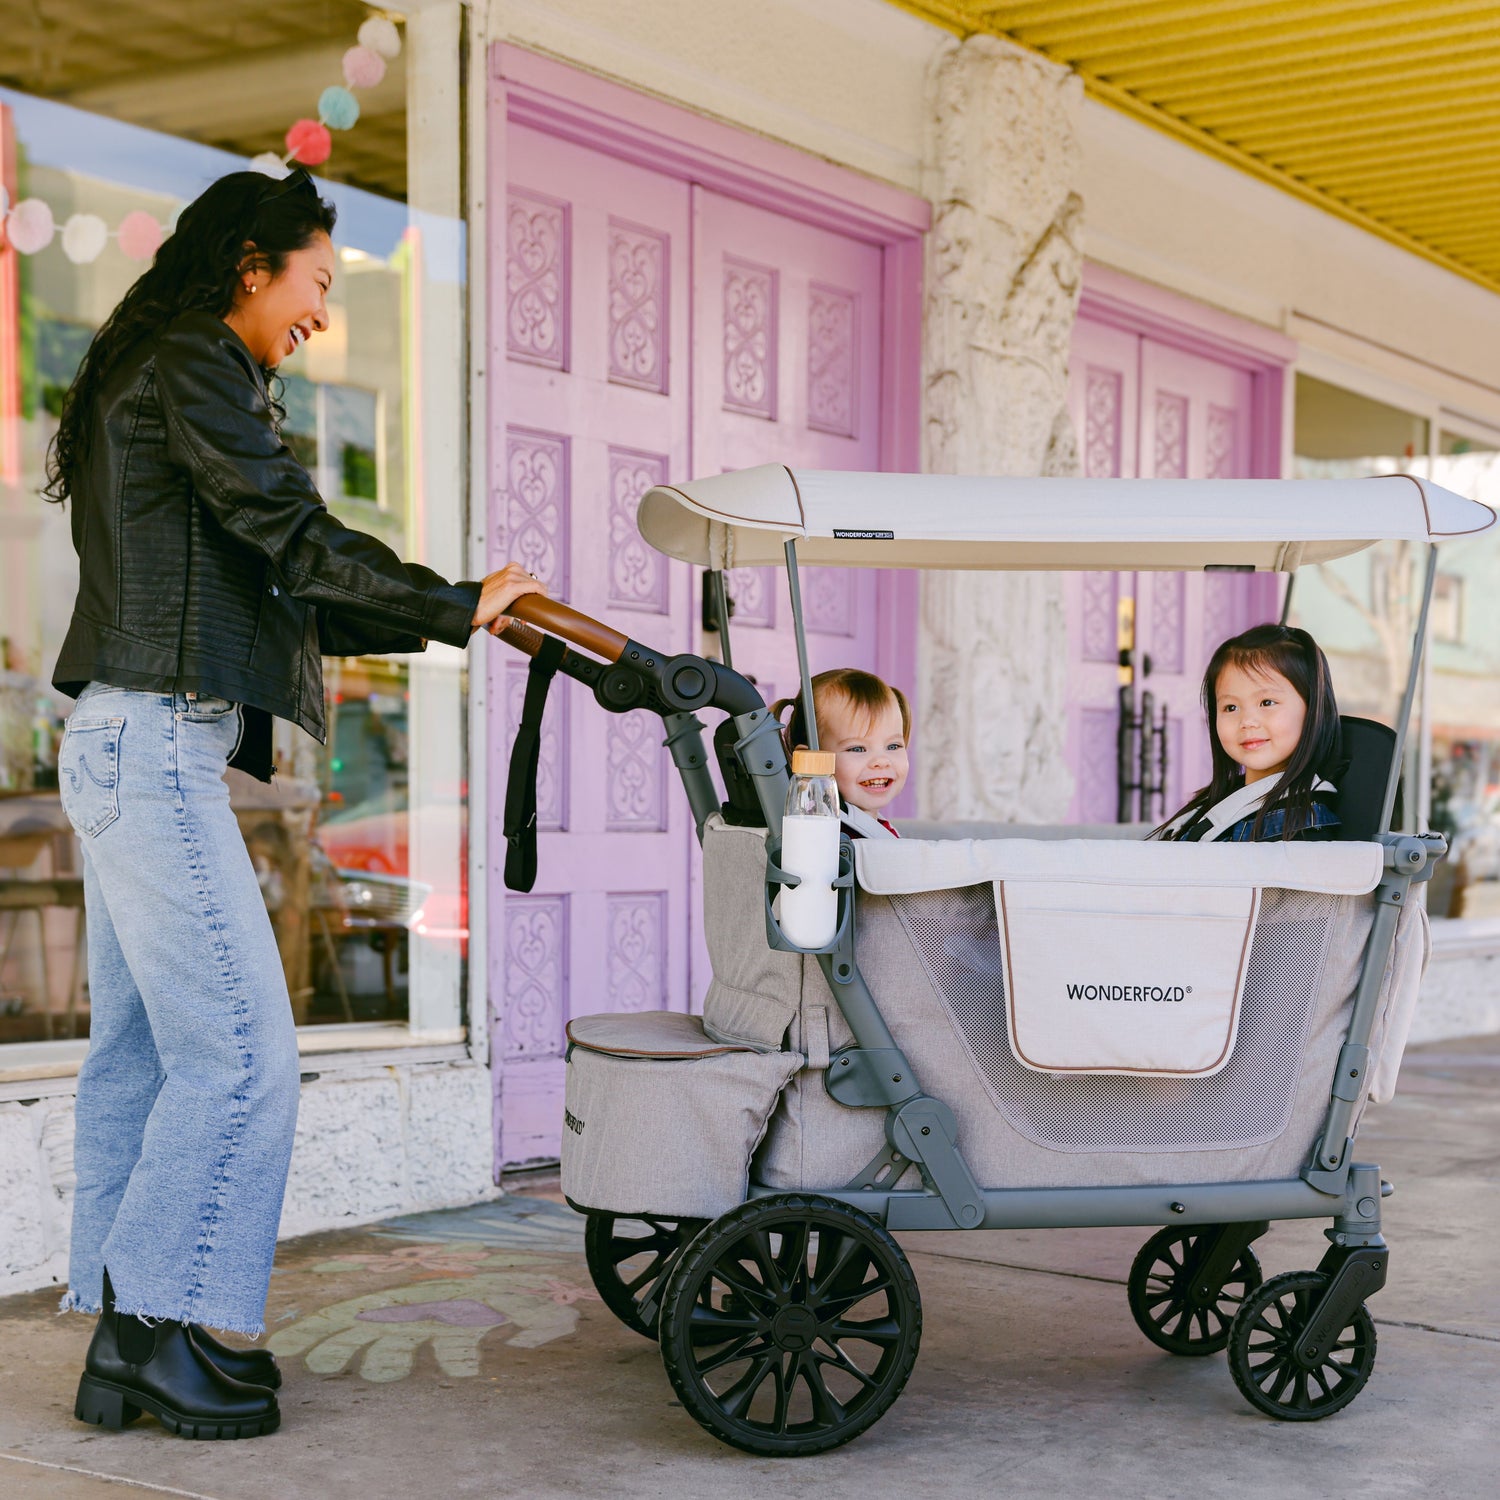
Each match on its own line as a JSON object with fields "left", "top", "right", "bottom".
{"left": 504, "top": 635, "right": 567, "bottom": 892}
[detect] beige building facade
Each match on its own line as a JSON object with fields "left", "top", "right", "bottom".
{"left": 1, "top": 0, "right": 1496, "bottom": 1296}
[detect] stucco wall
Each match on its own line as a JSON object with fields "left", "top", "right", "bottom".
{"left": 0, "top": 1063, "right": 497, "bottom": 1301}
{"left": 489, "top": 0, "right": 939, "bottom": 193}
{"left": 1412, "top": 927, "right": 1500, "bottom": 1046}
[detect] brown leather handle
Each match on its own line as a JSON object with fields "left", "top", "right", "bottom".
{"left": 503, "top": 596, "right": 627, "bottom": 663}
{"left": 496, "top": 618, "right": 546, "bottom": 658}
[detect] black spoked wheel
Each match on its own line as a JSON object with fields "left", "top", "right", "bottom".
{"left": 1127, "top": 1227, "right": 1263, "bottom": 1356}
{"left": 584, "top": 1213, "right": 707, "bottom": 1339}
{"left": 1227, "top": 1270, "right": 1377, "bottom": 1420}
{"left": 658, "top": 1194, "right": 922, "bottom": 1457}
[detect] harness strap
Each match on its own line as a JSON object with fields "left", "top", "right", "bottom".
{"left": 504, "top": 634, "right": 567, "bottom": 892}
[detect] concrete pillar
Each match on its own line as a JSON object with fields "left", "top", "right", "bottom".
{"left": 918, "top": 36, "right": 1083, "bottom": 822}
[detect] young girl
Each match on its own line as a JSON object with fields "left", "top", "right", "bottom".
{"left": 1155, "top": 624, "right": 1342, "bottom": 843}
{"left": 773, "top": 669, "right": 911, "bottom": 839}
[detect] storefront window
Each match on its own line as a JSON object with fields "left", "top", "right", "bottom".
{"left": 1426, "top": 433, "right": 1500, "bottom": 920}
{"left": 1292, "top": 375, "right": 1500, "bottom": 920}
{"left": 1290, "top": 374, "right": 1430, "bottom": 741}
{"left": 0, "top": 5, "right": 469, "bottom": 1056}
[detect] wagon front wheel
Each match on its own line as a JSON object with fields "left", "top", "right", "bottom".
{"left": 1128, "top": 1226, "right": 1263, "bottom": 1356}
{"left": 1227, "top": 1270, "right": 1376, "bottom": 1420}
{"left": 584, "top": 1212, "right": 706, "bottom": 1339}
{"left": 658, "top": 1194, "right": 922, "bottom": 1457}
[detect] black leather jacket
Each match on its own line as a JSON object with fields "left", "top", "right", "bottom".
{"left": 53, "top": 312, "right": 481, "bottom": 780}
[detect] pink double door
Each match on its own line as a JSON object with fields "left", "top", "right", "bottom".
{"left": 492, "top": 125, "right": 899, "bottom": 1166}
{"left": 694, "top": 193, "right": 886, "bottom": 713}
{"left": 1066, "top": 321, "right": 1281, "bottom": 824}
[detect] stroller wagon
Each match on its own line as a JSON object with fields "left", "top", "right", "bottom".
{"left": 497, "top": 468, "right": 1495, "bottom": 1456}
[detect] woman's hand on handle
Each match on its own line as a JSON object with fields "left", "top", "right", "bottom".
{"left": 474, "top": 562, "right": 547, "bottom": 636}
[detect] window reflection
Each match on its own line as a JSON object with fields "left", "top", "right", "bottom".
{"left": 1427, "top": 434, "right": 1500, "bottom": 919}
{"left": 0, "top": 22, "right": 466, "bottom": 1048}
{"left": 1290, "top": 374, "right": 1430, "bottom": 738}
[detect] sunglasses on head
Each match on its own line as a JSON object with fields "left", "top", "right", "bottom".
{"left": 257, "top": 167, "right": 318, "bottom": 204}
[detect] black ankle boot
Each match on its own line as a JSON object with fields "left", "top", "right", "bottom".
{"left": 74, "top": 1270, "right": 280, "bottom": 1439}
{"left": 189, "top": 1323, "right": 281, "bottom": 1390}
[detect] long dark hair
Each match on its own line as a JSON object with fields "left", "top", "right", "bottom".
{"left": 1157, "top": 624, "right": 1340, "bottom": 840}
{"left": 771, "top": 668, "right": 911, "bottom": 755}
{"left": 44, "top": 169, "right": 336, "bottom": 504}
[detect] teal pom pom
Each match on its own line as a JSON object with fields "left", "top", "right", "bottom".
{"left": 319, "top": 86, "right": 360, "bottom": 131}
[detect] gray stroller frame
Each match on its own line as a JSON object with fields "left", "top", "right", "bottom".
{"left": 499, "top": 469, "right": 1491, "bottom": 1456}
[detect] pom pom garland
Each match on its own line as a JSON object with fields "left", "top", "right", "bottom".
{"left": 62, "top": 213, "right": 109, "bottom": 265}
{"left": 6, "top": 199, "right": 55, "bottom": 255}
{"left": 286, "top": 118, "right": 333, "bottom": 166}
{"left": 4, "top": 15, "right": 399, "bottom": 258}
{"left": 342, "top": 45, "right": 386, "bottom": 90}
{"left": 357, "top": 16, "right": 402, "bottom": 58}
{"left": 117, "top": 211, "right": 163, "bottom": 262}
{"left": 319, "top": 85, "right": 360, "bottom": 131}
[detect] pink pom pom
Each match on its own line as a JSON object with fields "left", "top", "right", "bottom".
{"left": 117, "top": 211, "right": 163, "bottom": 262}
{"left": 5, "top": 198, "right": 55, "bottom": 255}
{"left": 342, "top": 44, "right": 386, "bottom": 90}
{"left": 286, "top": 118, "right": 333, "bottom": 167}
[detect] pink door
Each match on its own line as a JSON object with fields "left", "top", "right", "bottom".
{"left": 1067, "top": 321, "right": 1278, "bottom": 822}
{"left": 492, "top": 140, "right": 909, "bottom": 1167}
{"left": 692, "top": 188, "right": 887, "bottom": 712}
{"left": 493, "top": 127, "right": 695, "bottom": 1164}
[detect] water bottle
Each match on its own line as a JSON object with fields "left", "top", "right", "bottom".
{"left": 778, "top": 749, "right": 840, "bottom": 949}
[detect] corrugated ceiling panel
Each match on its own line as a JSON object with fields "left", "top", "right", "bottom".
{"left": 892, "top": 1, "right": 1500, "bottom": 294}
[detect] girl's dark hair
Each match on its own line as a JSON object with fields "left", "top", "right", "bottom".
{"left": 771, "top": 668, "right": 911, "bottom": 755}
{"left": 1156, "top": 623, "right": 1340, "bottom": 840}
{"left": 44, "top": 169, "right": 336, "bottom": 504}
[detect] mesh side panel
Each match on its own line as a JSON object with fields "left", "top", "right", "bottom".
{"left": 890, "top": 887, "right": 1334, "bottom": 1153}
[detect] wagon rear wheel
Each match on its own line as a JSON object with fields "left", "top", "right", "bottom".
{"left": 1128, "top": 1226, "right": 1263, "bottom": 1356}
{"left": 584, "top": 1212, "right": 706, "bottom": 1339}
{"left": 658, "top": 1194, "right": 921, "bottom": 1457}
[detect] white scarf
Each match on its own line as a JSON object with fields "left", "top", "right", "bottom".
{"left": 1158, "top": 772, "right": 1336, "bottom": 843}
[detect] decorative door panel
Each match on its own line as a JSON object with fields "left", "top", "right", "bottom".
{"left": 685, "top": 189, "right": 894, "bottom": 1021}
{"left": 1066, "top": 321, "right": 1275, "bottom": 823}
{"left": 1065, "top": 320, "right": 1140, "bottom": 823}
{"left": 1137, "top": 340, "right": 1256, "bottom": 811}
{"left": 691, "top": 187, "right": 886, "bottom": 705}
{"left": 494, "top": 126, "right": 694, "bottom": 1166}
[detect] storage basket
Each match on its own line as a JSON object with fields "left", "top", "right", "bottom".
{"left": 561, "top": 1010, "right": 801, "bottom": 1219}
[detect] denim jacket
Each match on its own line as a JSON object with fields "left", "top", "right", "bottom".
{"left": 1223, "top": 797, "right": 1341, "bottom": 842}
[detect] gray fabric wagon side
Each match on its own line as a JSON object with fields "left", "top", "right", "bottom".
{"left": 685, "top": 820, "right": 1428, "bottom": 1198}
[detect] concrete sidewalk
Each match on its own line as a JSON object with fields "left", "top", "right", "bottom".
{"left": 2, "top": 1034, "right": 1497, "bottom": 1500}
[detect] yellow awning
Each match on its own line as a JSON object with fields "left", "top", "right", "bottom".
{"left": 891, "top": 2, "right": 1500, "bottom": 297}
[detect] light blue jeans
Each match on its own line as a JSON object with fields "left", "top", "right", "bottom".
{"left": 58, "top": 684, "right": 300, "bottom": 1337}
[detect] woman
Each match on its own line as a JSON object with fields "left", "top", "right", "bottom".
{"left": 46, "top": 168, "right": 543, "bottom": 1440}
